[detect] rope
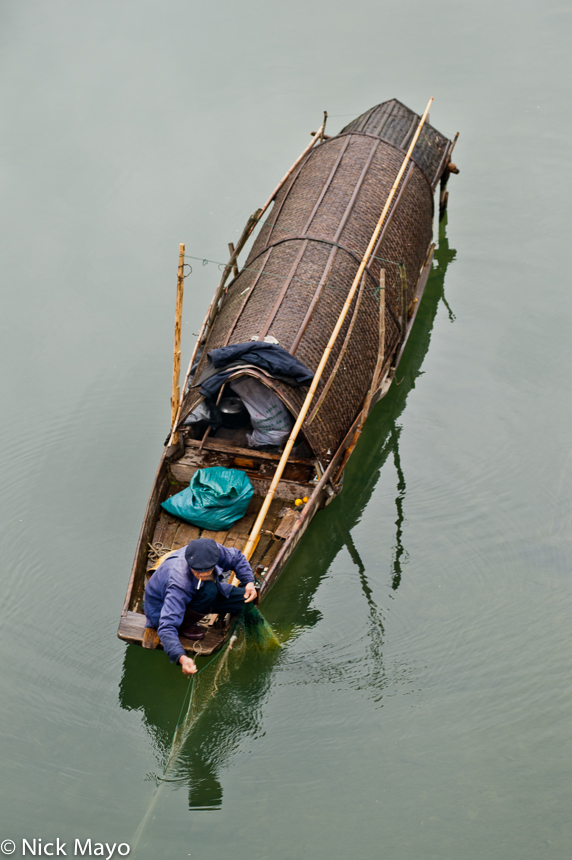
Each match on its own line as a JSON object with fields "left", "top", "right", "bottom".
{"left": 147, "top": 542, "right": 171, "bottom": 563}
{"left": 185, "top": 247, "right": 402, "bottom": 272}
{"left": 183, "top": 251, "right": 404, "bottom": 302}
{"left": 161, "top": 632, "right": 237, "bottom": 779}
{"left": 169, "top": 648, "right": 222, "bottom": 749}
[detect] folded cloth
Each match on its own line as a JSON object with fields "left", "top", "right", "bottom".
{"left": 193, "top": 342, "right": 314, "bottom": 399}
{"left": 230, "top": 376, "right": 294, "bottom": 448}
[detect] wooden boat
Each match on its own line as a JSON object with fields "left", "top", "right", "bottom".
{"left": 118, "top": 97, "right": 458, "bottom": 656}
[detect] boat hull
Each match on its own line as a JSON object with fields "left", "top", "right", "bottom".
{"left": 118, "top": 99, "right": 453, "bottom": 656}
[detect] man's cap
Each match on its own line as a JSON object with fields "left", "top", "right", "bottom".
{"left": 184, "top": 538, "right": 220, "bottom": 572}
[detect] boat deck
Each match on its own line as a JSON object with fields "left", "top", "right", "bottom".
{"left": 117, "top": 488, "right": 304, "bottom": 656}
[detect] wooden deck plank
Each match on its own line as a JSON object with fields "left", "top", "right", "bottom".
{"left": 226, "top": 514, "right": 252, "bottom": 540}
{"left": 275, "top": 508, "right": 300, "bottom": 539}
{"left": 148, "top": 492, "right": 291, "bottom": 584}
{"left": 152, "top": 510, "right": 177, "bottom": 546}
{"left": 173, "top": 522, "right": 200, "bottom": 549}
{"left": 249, "top": 497, "right": 288, "bottom": 568}
{"left": 119, "top": 611, "right": 231, "bottom": 657}
{"left": 118, "top": 611, "right": 147, "bottom": 640}
{"left": 249, "top": 477, "right": 313, "bottom": 501}
{"left": 262, "top": 536, "right": 285, "bottom": 565}
{"left": 185, "top": 436, "right": 313, "bottom": 464}
{"left": 250, "top": 534, "right": 273, "bottom": 568}
{"left": 200, "top": 528, "right": 229, "bottom": 542}
{"left": 160, "top": 518, "right": 181, "bottom": 551}
{"left": 171, "top": 456, "right": 313, "bottom": 498}
{"left": 247, "top": 494, "right": 263, "bottom": 514}
{"left": 142, "top": 627, "right": 160, "bottom": 649}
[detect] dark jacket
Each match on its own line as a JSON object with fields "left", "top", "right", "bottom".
{"left": 194, "top": 342, "right": 314, "bottom": 399}
{"left": 144, "top": 544, "right": 254, "bottom": 663}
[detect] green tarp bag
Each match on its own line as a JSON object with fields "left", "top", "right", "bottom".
{"left": 161, "top": 467, "right": 253, "bottom": 531}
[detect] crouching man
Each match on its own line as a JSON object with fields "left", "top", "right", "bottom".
{"left": 144, "top": 537, "right": 256, "bottom": 675}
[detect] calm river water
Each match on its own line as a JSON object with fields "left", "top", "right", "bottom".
{"left": 1, "top": 2, "right": 571, "bottom": 858}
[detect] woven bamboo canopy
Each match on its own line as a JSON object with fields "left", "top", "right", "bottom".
{"left": 180, "top": 99, "right": 452, "bottom": 464}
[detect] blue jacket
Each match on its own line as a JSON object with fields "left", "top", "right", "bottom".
{"left": 144, "top": 544, "right": 254, "bottom": 663}
{"left": 195, "top": 342, "right": 314, "bottom": 399}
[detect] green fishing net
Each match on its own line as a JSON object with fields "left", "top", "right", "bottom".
{"left": 235, "top": 601, "right": 282, "bottom": 650}
{"left": 162, "top": 603, "right": 280, "bottom": 782}
{"left": 132, "top": 604, "right": 281, "bottom": 847}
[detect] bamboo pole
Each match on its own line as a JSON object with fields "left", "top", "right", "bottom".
{"left": 366, "top": 268, "right": 386, "bottom": 416}
{"left": 228, "top": 243, "right": 239, "bottom": 278}
{"left": 399, "top": 262, "right": 408, "bottom": 337}
{"left": 242, "top": 98, "right": 433, "bottom": 561}
{"left": 170, "top": 243, "right": 185, "bottom": 444}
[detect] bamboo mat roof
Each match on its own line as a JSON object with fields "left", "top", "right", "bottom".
{"left": 180, "top": 100, "right": 452, "bottom": 464}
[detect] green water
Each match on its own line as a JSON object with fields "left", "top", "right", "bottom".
{"left": 2, "top": 1, "right": 571, "bottom": 857}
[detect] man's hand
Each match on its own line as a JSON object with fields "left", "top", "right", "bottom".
{"left": 179, "top": 654, "right": 197, "bottom": 675}
{"left": 244, "top": 582, "right": 257, "bottom": 603}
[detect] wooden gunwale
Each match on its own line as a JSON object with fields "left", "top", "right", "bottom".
{"left": 433, "top": 138, "right": 454, "bottom": 192}
{"left": 393, "top": 242, "right": 436, "bottom": 367}
{"left": 120, "top": 455, "right": 169, "bottom": 617}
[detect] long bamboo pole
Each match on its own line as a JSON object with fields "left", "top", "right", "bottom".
{"left": 242, "top": 98, "right": 433, "bottom": 562}
{"left": 170, "top": 243, "right": 185, "bottom": 444}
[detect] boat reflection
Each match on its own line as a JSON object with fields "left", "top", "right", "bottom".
{"left": 324, "top": 212, "right": 457, "bottom": 594}
{"left": 118, "top": 216, "right": 457, "bottom": 810}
